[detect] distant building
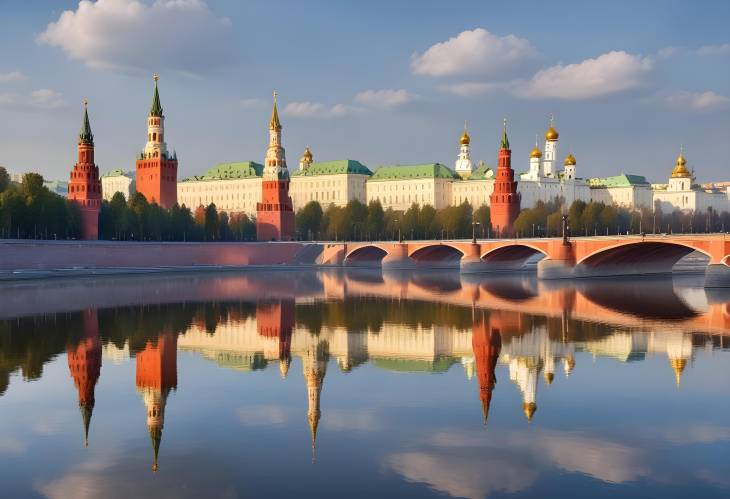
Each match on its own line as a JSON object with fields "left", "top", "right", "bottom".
{"left": 44, "top": 179, "right": 69, "bottom": 197}
{"left": 589, "top": 174, "right": 653, "bottom": 210}
{"left": 366, "top": 163, "right": 457, "bottom": 211}
{"left": 101, "top": 169, "right": 135, "bottom": 201}
{"left": 178, "top": 162, "right": 263, "bottom": 213}
{"left": 135, "top": 74, "right": 178, "bottom": 208}
{"left": 290, "top": 150, "right": 372, "bottom": 210}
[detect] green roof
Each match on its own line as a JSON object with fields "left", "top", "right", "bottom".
{"left": 371, "top": 357, "right": 458, "bottom": 373}
{"left": 370, "top": 163, "right": 457, "bottom": 181}
{"left": 79, "top": 104, "right": 93, "bottom": 145}
{"left": 291, "top": 159, "right": 372, "bottom": 177}
{"left": 101, "top": 168, "right": 133, "bottom": 178}
{"left": 467, "top": 162, "right": 494, "bottom": 180}
{"left": 588, "top": 173, "right": 650, "bottom": 188}
{"left": 150, "top": 80, "right": 163, "bottom": 117}
{"left": 44, "top": 179, "right": 68, "bottom": 196}
{"left": 182, "top": 161, "right": 264, "bottom": 182}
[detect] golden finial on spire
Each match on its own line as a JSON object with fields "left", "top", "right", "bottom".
{"left": 83, "top": 98, "right": 88, "bottom": 108}
{"left": 270, "top": 90, "right": 281, "bottom": 129}
{"left": 545, "top": 113, "right": 559, "bottom": 141}
{"left": 152, "top": 73, "right": 159, "bottom": 83}
{"left": 460, "top": 120, "right": 470, "bottom": 145}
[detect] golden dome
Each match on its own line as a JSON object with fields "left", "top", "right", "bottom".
{"left": 671, "top": 153, "right": 690, "bottom": 178}
{"left": 460, "top": 129, "right": 470, "bottom": 145}
{"left": 530, "top": 145, "right": 542, "bottom": 158}
{"left": 544, "top": 371, "right": 554, "bottom": 385}
{"left": 523, "top": 402, "right": 537, "bottom": 422}
{"left": 564, "top": 153, "right": 576, "bottom": 166}
{"left": 545, "top": 126, "right": 559, "bottom": 141}
{"left": 302, "top": 146, "right": 313, "bottom": 160}
{"left": 670, "top": 358, "right": 687, "bottom": 386}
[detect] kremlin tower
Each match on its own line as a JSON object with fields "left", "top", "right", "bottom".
{"left": 454, "top": 122, "right": 474, "bottom": 179}
{"left": 67, "top": 309, "right": 102, "bottom": 446}
{"left": 256, "top": 92, "right": 295, "bottom": 241}
{"left": 489, "top": 119, "right": 521, "bottom": 236}
{"left": 67, "top": 100, "right": 102, "bottom": 240}
{"left": 471, "top": 312, "right": 501, "bottom": 425}
{"left": 135, "top": 333, "right": 178, "bottom": 472}
{"left": 303, "top": 340, "right": 329, "bottom": 462}
{"left": 255, "top": 300, "right": 295, "bottom": 378}
{"left": 135, "top": 74, "right": 178, "bottom": 208}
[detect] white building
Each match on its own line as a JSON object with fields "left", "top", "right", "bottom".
{"left": 366, "top": 163, "right": 460, "bottom": 211}
{"left": 454, "top": 124, "right": 474, "bottom": 179}
{"left": 177, "top": 162, "right": 263, "bottom": 213}
{"left": 101, "top": 169, "right": 136, "bottom": 201}
{"left": 589, "top": 174, "right": 653, "bottom": 210}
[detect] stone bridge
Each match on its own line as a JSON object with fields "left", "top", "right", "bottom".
{"left": 318, "top": 234, "right": 730, "bottom": 287}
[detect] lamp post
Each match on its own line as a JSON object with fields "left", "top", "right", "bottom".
{"left": 472, "top": 220, "right": 480, "bottom": 244}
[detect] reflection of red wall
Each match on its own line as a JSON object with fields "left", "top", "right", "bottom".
{"left": 257, "top": 300, "right": 294, "bottom": 359}
{"left": 67, "top": 309, "right": 101, "bottom": 406}
{"left": 472, "top": 312, "right": 501, "bottom": 422}
{"left": 136, "top": 333, "right": 178, "bottom": 391}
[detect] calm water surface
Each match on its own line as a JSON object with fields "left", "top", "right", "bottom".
{"left": 1, "top": 270, "right": 729, "bottom": 499}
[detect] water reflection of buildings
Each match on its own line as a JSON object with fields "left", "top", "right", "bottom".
{"left": 66, "top": 309, "right": 102, "bottom": 447}
{"left": 135, "top": 332, "right": 178, "bottom": 472}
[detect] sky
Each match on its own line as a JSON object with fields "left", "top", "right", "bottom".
{"left": 0, "top": 0, "right": 728, "bottom": 183}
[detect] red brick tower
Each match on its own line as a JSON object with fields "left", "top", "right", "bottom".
{"left": 489, "top": 119, "right": 521, "bottom": 236}
{"left": 67, "top": 309, "right": 102, "bottom": 446}
{"left": 68, "top": 100, "right": 102, "bottom": 240}
{"left": 256, "top": 92, "right": 295, "bottom": 241}
{"left": 135, "top": 74, "right": 178, "bottom": 208}
{"left": 256, "top": 299, "right": 295, "bottom": 377}
{"left": 136, "top": 332, "right": 178, "bottom": 472}
{"left": 472, "top": 311, "right": 501, "bottom": 425}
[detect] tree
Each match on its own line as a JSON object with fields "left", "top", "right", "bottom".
{"left": 295, "top": 201, "right": 323, "bottom": 240}
{"left": 344, "top": 200, "right": 368, "bottom": 240}
{"left": 366, "top": 200, "right": 385, "bottom": 240}
{"left": 402, "top": 203, "right": 421, "bottom": 240}
{"left": 0, "top": 166, "right": 9, "bottom": 193}
{"left": 473, "top": 204, "right": 490, "bottom": 237}
{"left": 204, "top": 203, "right": 219, "bottom": 241}
{"left": 419, "top": 204, "right": 438, "bottom": 239}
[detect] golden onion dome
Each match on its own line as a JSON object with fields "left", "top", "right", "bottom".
{"left": 545, "top": 126, "right": 559, "bottom": 141}
{"left": 670, "top": 358, "right": 687, "bottom": 386}
{"left": 671, "top": 153, "right": 690, "bottom": 178}
{"left": 523, "top": 402, "right": 537, "bottom": 422}
{"left": 544, "top": 371, "right": 554, "bottom": 385}
{"left": 564, "top": 153, "right": 576, "bottom": 166}
{"left": 460, "top": 129, "right": 470, "bottom": 145}
{"left": 530, "top": 145, "right": 542, "bottom": 158}
{"left": 301, "top": 146, "right": 313, "bottom": 162}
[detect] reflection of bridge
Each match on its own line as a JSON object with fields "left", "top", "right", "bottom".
{"left": 320, "top": 234, "right": 730, "bottom": 287}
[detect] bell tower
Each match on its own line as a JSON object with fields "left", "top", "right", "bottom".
{"left": 256, "top": 92, "right": 295, "bottom": 241}
{"left": 135, "top": 74, "right": 178, "bottom": 208}
{"left": 68, "top": 100, "right": 102, "bottom": 240}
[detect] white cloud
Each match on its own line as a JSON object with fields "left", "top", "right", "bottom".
{"left": 354, "top": 89, "right": 415, "bottom": 109}
{"left": 282, "top": 101, "right": 359, "bottom": 118}
{"left": 513, "top": 51, "right": 653, "bottom": 100}
{"left": 0, "top": 71, "right": 26, "bottom": 82}
{"left": 438, "top": 82, "right": 503, "bottom": 97}
{"left": 236, "top": 405, "right": 288, "bottom": 425}
{"left": 0, "top": 89, "right": 66, "bottom": 111}
{"left": 411, "top": 28, "right": 536, "bottom": 77}
{"left": 239, "top": 98, "right": 265, "bottom": 109}
{"left": 30, "top": 89, "right": 66, "bottom": 109}
{"left": 663, "top": 90, "right": 730, "bottom": 111}
{"left": 37, "top": 0, "right": 233, "bottom": 74}
{"left": 696, "top": 43, "right": 730, "bottom": 56}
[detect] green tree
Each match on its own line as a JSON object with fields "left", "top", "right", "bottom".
{"left": 295, "top": 201, "right": 323, "bottom": 240}
{"left": 366, "top": 200, "right": 385, "bottom": 240}
{"left": 204, "top": 203, "right": 219, "bottom": 241}
{"left": 0, "top": 166, "right": 9, "bottom": 193}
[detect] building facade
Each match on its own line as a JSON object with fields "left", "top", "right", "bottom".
{"left": 178, "top": 162, "right": 263, "bottom": 213}
{"left": 589, "top": 174, "right": 653, "bottom": 210}
{"left": 67, "top": 101, "right": 102, "bottom": 240}
{"left": 290, "top": 150, "right": 372, "bottom": 210}
{"left": 135, "top": 75, "right": 178, "bottom": 208}
{"left": 366, "top": 163, "right": 457, "bottom": 211}
{"left": 101, "top": 169, "right": 136, "bottom": 201}
{"left": 256, "top": 94, "right": 295, "bottom": 241}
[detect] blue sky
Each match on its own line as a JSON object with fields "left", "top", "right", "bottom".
{"left": 0, "top": 0, "right": 728, "bottom": 183}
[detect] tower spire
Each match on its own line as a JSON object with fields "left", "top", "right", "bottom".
{"left": 81, "top": 404, "right": 93, "bottom": 447}
{"left": 149, "top": 73, "right": 163, "bottom": 117}
{"left": 79, "top": 99, "right": 94, "bottom": 145}
{"left": 500, "top": 118, "right": 510, "bottom": 149}
{"left": 270, "top": 91, "right": 282, "bottom": 130}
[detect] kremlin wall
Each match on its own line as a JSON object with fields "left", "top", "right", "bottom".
{"left": 53, "top": 74, "right": 730, "bottom": 241}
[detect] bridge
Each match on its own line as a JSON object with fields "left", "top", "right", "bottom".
{"left": 319, "top": 234, "right": 730, "bottom": 287}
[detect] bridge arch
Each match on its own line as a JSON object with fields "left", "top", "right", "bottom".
{"left": 480, "top": 244, "right": 548, "bottom": 270}
{"left": 408, "top": 244, "right": 465, "bottom": 266}
{"left": 576, "top": 241, "right": 711, "bottom": 277}
{"left": 344, "top": 245, "right": 389, "bottom": 266}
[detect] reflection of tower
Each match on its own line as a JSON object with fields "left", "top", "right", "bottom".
{"left": 665, "top": 332, "right": 692, "bottom": 386}
{"left": 472, "top": 312, "right": 501, "bottom": 425}
{"left": 303, "top": 340, "right": 329, "bottom": 462}
{"left": 256, "top": 300, "right": 295, "bottom": 378}
{"left": 509, "top": 356, "right": 540, "bottom": 422}
{"left": 136, "top": 333, "right": 178, "bottom": 472}
{"left": 67, "top": 309, "right": 101, "bottom": 447}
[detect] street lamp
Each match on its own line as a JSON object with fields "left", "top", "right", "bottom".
{"left": 472, "top": 220, "right": 481, "bottom": 244}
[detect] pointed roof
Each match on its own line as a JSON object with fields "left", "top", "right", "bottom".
{"left": 309, "top": 411, "right": 320, "bottom": 463}
{"left": 79, "top": 100, "right": 94, "bottom": 145}
{"left": 80, "top": 403, "right": 93, "bottom": 447}
{"left": 270, "top": 91, "right": 281, "bottom": 130}
{"left": 149, "top": 74, "right": 163, "bottom": 117}
{"left": 500, "top": 118, "right": 510, "bottom": 149}
{"left": 150, "top": 426, "right": 162, "bottom": 472}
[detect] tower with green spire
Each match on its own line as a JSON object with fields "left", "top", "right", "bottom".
{"left": 489, "top": 118, "right": 521, "bottom": 235}
{"left": 68, "top": 100, "right": 102, "bottom": 239}
{"left": 136, "top": 73, "right": 178, "bottom": 208}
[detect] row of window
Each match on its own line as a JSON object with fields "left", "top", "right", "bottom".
{"left": 69, "top": 183, "right": 100, "bottom": 193}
